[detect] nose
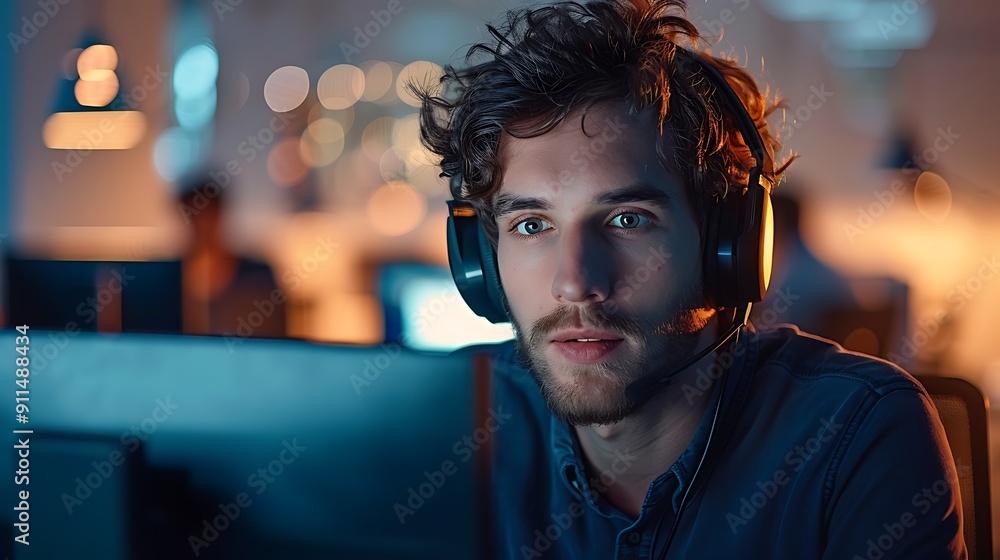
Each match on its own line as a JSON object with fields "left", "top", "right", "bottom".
{"left": 551, "top": 226, "right": 611, "bottom": 305}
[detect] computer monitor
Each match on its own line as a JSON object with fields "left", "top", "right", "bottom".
{"left": 378, "top": 262, "right": 513, "bottom": 352}
{"left": 0, "top": 329, "right": 490, "bottom": 559}
{"left": 11, "top": 433, "right": 145, "bottom": 560}
{"left": 5, "top": 257, "right": 182, "bottom": 334}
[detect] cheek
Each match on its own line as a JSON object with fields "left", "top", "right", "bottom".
{"left": 617, "top": 240, "right": 695, "bottom": 304}
{"left": 499, "top": 250, "right": 551, "bottom": 312}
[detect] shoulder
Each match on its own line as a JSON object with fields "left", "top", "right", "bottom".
{"left": 739, "top": 324, "right": 943, "bottom": 478}
{"left": 749, "top": 324, "right": 926, "bottom": 399}
{"left": 742, "top": 324, "right": 953, "bottom": 492}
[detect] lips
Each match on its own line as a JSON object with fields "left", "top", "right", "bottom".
{"left": 552, "top": 339, "right": 623, "bottom": 364}
{"left": 547, "top": 324, "right": 625, "bottom": 363}
{"left": 550, "top": 329, "right": 623, "bottom": 343}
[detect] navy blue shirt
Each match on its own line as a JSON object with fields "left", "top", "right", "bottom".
{"left": 457, "top": 325, "right": 965, "bottom": 559}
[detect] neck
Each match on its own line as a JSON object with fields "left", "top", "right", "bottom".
{"left": 573, "top": 314, "right": 728, "bottom": 518}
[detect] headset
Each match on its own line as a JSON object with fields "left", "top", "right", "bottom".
{"left": 444, "top": 49, "right": 775, "bottom": 559}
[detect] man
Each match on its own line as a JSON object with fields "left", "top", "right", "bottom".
{"left": 418, "top": 1, "right": 965, "bottom": 558}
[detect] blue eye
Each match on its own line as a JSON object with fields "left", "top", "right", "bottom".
{"left": 513, "top": 218, "right": 552, "bottom": 236}
{"left": 610, "top": 212, "right": 649, "bottom": 229}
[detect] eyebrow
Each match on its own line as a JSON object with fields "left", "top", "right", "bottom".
{"left": 494, "top": 182, "right": 675, "bottom": 220}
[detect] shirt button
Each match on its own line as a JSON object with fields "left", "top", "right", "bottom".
{"left": 628, "top": 532, "right": 641, "bottom": 544}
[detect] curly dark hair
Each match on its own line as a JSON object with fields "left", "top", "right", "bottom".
{"left": 416, "top": 0, "right": 794, "bottom": 250}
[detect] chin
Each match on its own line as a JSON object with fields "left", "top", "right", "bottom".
{"left": 545, "top": 392, "right": 638, "bottom": 427}
{"left": 535, "top": 365, "right": 639, "bottom": 426}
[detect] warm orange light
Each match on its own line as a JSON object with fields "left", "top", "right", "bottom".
{"left": 75, "top": 69, "right": 119, "bottom": 107}
{"left": 843, "top": 327, "right": 880, "bottom": 356}
{"left": 15, "top": 225, "right": 185, "bottom": 261}
{"left": 311, "top": 294, "right": 382, "bottom": 344}
{"left": 367, "top": 181, "right": 427, "bottom": 236}
{"left": 914, "top": 171, "right": 952, "bottom": 223}
{"left": 762, "top": 194, "right": 774, "bottom": 292}
{"left": 43, "top": 111, "right": 146, "bottom": 150}
{"left": 77, "top": 44, "right": 118, "bottom": 79}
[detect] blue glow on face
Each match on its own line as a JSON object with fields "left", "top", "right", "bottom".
{"left": 173, "top": 43, "right": 219, "bottom": 100}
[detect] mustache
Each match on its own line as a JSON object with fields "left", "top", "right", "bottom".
{"left": 529, "top": 305, "right": 643, "bottom": 344}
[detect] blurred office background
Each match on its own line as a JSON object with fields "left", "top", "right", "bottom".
{"left": 0, "top": 0, "right": 998, "bottom": 557}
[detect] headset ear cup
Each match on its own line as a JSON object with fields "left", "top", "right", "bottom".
{"left": 477, "top": 221, "right": 511, "bottom": 321}
{"left": 446, "top": 199, "right": 510, "bottom": 324}
{"left": 710, "top": 191, "right": 749, "bottom": 308}
{"left": 702, "top": 201, "right": 723, "bottom": 308}
{"left": 734, "top": 181, "right": 771, "bottom": 304}
{"left": 703, "top": 182, "right": 776, "bottom": 308}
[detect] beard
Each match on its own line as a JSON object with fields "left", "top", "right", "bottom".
{"left": 510, "top": 286, "right": 711, "bottom": 427}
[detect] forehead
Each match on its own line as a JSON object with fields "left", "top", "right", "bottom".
{"left": 495, "top": 103, "right": 687, "bottom": 212}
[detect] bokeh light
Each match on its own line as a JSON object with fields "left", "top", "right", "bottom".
{"left": 392, "top": 114, "right": 420, "bottom": 151}
{"left": 392, "top": 113, "right": 432, "bottom": 167}
{"left": 74, "top": 69, "right": 119, "bottom": 107}
{"left": 234, "top": 72, "right": 250, "bottom": 110}
{"left": 378, "top": 148, "right": 404, "bottom": 183}
{"left": 154, "top": 127, "right": 202, "bottom": 181}
{"left": 317, "top": 64, "right": 365, "bottom": 110}
{"left": 308, "top": 103, "right": 355, "bottom": 135}
{"left": 43, "top": 112, "right": 146, "bottom": 150}
{"left": 175, "top": 94, "right": 217, "bottom": 130}
{"left": 299, "top": 118, "right": 346, "bottom": 167}
{"left": 362, "top": 116, "right": 396, "bottom": 162}
{"left": 264, "top": 66, "right": 310, "bottom": 113}
{"left": 360, "top": 61, "right": 394, "bottom": 102}
{"left": 395, "top": 61, "right": 443, "bottom": 107}
{"left": 77, "top": 44, "right": 118, "bottom": 80}
{"left": 267, "top": 137, "right": 310, "bottom": 187}
{"left": 914, "top": 171, "right": 952, "bottom": 223}
{"left": 173, "top": 43, "right": 219, "bottom": 100}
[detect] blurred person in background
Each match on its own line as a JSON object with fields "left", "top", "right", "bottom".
{"left": 756, "top": 191, "right": 911, "bottom": 361}
{"left": 177, "top": 172, "right": 286, "bottom": 339}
